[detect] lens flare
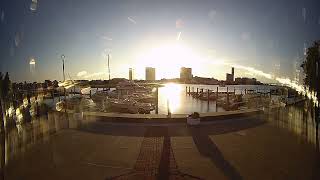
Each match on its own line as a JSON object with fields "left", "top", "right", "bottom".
{"left": 207, "top": 57, "right": 318, "bottom": 106}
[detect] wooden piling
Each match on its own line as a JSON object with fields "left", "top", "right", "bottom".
{"left": 167, "top": 99, "right": 171, "bottom": 117}
{"left": 52, "top": 90, "right": 54, "bottom": 102}
{"left": 216, "top": 87, "right": 219, "bottom": 112}
{"left": 216, "top": 87, "right": 219, "bottom": 98}
{"left": 155, "top": 87, "right": 159, "bottom": 114}
{"left": 227, "top": 87, "right": 229, "bottom": 106}
{"left": 269, "top": 90, "right": 272, "bottom": 99}
{"left": 186, "top": 86, "right": 188, "bottom": 95}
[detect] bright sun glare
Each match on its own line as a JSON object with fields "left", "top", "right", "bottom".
{"left": 135, "top": 43, "right": 200, "bottom": 79}
{"left": 162, "top": 83, "right": 182, "bottom": 113}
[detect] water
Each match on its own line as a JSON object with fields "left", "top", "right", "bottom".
{"left": 156, "top": 84, "right": 277, "bottom": 114}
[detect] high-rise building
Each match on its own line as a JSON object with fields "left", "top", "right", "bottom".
{"left": 145, "top": 67, "right": 156, "bottom": 81}
{"left": 129, "top": 68, "right": 133, "bottom": 80}
{"left": 180, "top": 67, "right": 193, "bottom": 81}
{"left": 226, "top": 67, "right": 235, "bottom": 82}
{"left": 231, "top": 67, "right": 234, "bottom": 78}
{"left": 226, "top": 73, "right": 233, "bottom": 82}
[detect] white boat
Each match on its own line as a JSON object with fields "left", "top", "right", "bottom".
{"left": 116, "top": 81, "right": 152, "bottom": 93}
{"left": 55, "top": 96, "right": 91, "bottom": 112}
{"left": 123, "top": 93, "right": 155, "bottom": 103}
{"left": 91, "top": 91, "right": 109, "bottom": 102}
{"left": 108, "top": 98, "right": 154, "bottom": 114}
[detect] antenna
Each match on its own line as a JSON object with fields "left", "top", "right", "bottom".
{"left": 108, "top": 54, "right": 111, "bottom": 80}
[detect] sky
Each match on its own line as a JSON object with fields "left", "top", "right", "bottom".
{"left": 0, "top": 0, "right": 320, "bottom": 83}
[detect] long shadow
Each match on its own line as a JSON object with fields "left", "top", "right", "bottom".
{"left": 80, "top": 115, "right": 265, "bottom": 137}
{"left": 190, "top": 126, "right": 243, "bottom": 180}
{"left": 157, "top": 127, "right": 170, "bottom": 180}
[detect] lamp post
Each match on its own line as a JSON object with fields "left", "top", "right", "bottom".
{"left": 61, "top": 55, "right": 65, "bottom": 82}
{"left": 107, "top": 54, "right": 111, "bottom": 81}
{"left": 61, "top": 55, "right": 67, "bottom": 113}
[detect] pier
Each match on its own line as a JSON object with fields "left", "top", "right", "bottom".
{"left": 185, "top": 85, "right": 272, "bottom": 111}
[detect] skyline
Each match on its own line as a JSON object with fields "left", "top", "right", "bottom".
{"left": 1, "top": 0, "right": 320, "bottom": 83}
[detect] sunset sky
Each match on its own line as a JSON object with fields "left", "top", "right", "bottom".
{"left": 1, "top": 0, "right": 320, "bottom": 83}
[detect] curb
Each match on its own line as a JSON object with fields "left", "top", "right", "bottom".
{"left": 81, "top": 109, "right": 263, "bottom": 123}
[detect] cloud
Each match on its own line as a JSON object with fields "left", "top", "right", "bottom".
{"left": 102, "top": 36, "right": 112, "bottom": 41}
{"left": 77, "top": 71, "right": 106, "bottom": 79}
{"left": 77, "top": 71, "right": 87, "bottom": 77}
{"left": 128, "top": 16, "right": 137, "bottom": 24}
{"left": 84, "top": 72, "right": 105, "bottom": 79}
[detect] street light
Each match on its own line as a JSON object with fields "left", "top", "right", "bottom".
{"left": 61, "top": 55, "right": 65, "bottom": 82}
{"left": 61, "top": 55, "right": 67, "bottom": 109}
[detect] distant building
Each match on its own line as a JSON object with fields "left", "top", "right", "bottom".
{"left": 180, "top": 67, "right": 193, "bottom": 81}
{"left": 146, "top": 67, "right": 156, "bottom": 81}
{"left": 226, "top": 73, "right": 233, "bottom": 82}
{"left": 231, "top": 67, "right": 234, "bottom": 78}
{"left": 235, "top": 77, "right": 260, "bottom": 85}
{"left": 192, "top": 76, "right": 219, "bottom": 85}
{"left": 226, "top": 67, "right": 235, "bottom": 82}
{"left": 129, "top": 68, "right": 133, "bottom": 80}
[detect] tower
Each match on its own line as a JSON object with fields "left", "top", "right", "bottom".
{"left": 129, "top": 68, "right": 133, "bottom": 80}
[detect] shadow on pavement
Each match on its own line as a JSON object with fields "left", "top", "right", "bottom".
{"left": 81, "top": 115, "right": 265, "bottom": 137}
{"left": 190, "top": 126, "right": 243, "bottom": 180}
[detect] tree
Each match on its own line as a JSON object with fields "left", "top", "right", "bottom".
{"left": 301, "top": 41, "right": 320, "bottom": 137}
{"left": 301, "top": 41, "right": 320, "bottom": 94}
{"left": 0, "top": 72, "right": 11, "bottom": 131}
{"left": 0, "top": 73, "right": 3, "bottom": 131}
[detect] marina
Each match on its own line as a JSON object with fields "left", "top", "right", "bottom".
{"left": 36, "top": 82, "right": 297, "bottom": 114}
{"left": 48, "top": 83, "right": 278, "bottom": 114}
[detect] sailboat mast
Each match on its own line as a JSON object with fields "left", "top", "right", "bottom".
{"left": 61, "top": 55, "right": 65, "bottom": 82}
{"left": 108, "top": 54, "right": 111, "bottom": 80}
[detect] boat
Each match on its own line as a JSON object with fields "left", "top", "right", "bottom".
{"left": 108, "top": 98, "right": 154, "bottom": 114}
{"left": 55, "top": 96, "right": 92, "bottom": 112}
{"left": 219, "top": 82, "right": 226, "bottom": 87}
{"left": 116, "top": 81, "right": 152, "bottom": 93}
{"left": 91, "top": 91, "right": 110, "bottom": 103}
{"left": 123, "top": 93, "right": 155, "bottom": 103}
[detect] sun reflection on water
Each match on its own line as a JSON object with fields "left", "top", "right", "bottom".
{"left": 162, "top": 83, "right": 182, "bottom": 113}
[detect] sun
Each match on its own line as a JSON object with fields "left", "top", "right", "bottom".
{"left": 135, "top": 43, "right": 199, "bottom": 79}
